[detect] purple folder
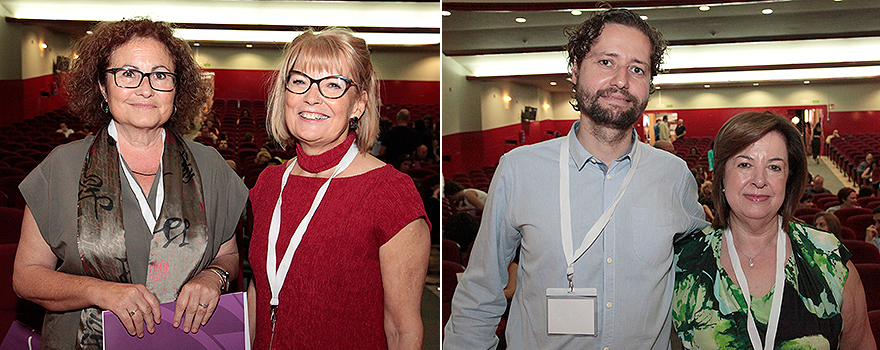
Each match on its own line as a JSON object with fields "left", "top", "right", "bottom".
{"left": 103, "top": 292, "right": 248, "bottom": 350}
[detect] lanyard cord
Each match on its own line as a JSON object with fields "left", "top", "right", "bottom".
{"left": 724, "top": 218, "right": 786, "bottom": 350}
{"left": 559, "top": 135, "right": 641, "bottom": 291}
{"left": 109, "top": 120, "right": 165, "bottom": 231}
{"left": 266, "top": 142, "right": 359, "bottom": 306}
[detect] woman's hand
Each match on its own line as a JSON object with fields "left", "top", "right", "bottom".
{"left": 98, "top": 283, "right": 162, "bottom": 338}
{"left": 173, "top": 269, "right": 223, "bottom": 333}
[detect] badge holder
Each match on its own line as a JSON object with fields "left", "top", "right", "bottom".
{"left": 546, "top": 287, "right": 597, "bottom": 335}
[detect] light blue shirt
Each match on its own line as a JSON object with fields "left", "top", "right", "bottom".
{"left": 444, "top": 121, "right": 707, "bottom": 349}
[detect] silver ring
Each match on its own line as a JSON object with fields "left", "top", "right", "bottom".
{"left": 129, "top": 309, "right": 137, "bottom": 317}
{"left": 199, "top": 303, "right": 208, "bottom": 309}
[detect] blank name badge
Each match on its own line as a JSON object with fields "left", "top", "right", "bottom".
{"left": 546, "top": 288, "right": 597, "bottom": 335}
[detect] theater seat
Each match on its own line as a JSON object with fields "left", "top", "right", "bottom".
{"left": 442, "top": 260, "right": 465, "bottom": 332}
{"left": 856, "top": 264, "right": 880, "bottom": 312}
{"left": 869, "top": 310, "right": 880, "bottom": 348}
{"left": 842, "top": 240, "right": 880, "bottom": 264}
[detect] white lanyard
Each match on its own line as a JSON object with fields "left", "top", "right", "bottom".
{"left": 266, "top": 142, "right": 358, "bottom": 306}
{"left": 724, "top": 218, "right": 786, "bottom": 350}
{"left": 558, "top": 135, "right": 641, "bottom": 290}
{"left": 109, "top": 120, "right": 165, "bottom": 231}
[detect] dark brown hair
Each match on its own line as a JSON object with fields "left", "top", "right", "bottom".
{"left": 814, "top": 211, "right": 842, "bottom": 239}
{"left": 711, "top": 111, "right": 808, "bottom": 232}
{"left": 68, "top": 18, "right": 207, "bottom": 135}
{"left": 837, "top": 187, "right": 856, "bottom": 204}
{"left": 564, "top": 8, "right": 667, "bottom": 84}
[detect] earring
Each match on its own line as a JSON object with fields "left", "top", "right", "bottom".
{"left": 102, "top": 100, "right": 109, "bottom": 114}
{"left": 348, "top": 117, "right": 360, "bottom": 130}
{"left": 173, "top": 105, "right": 178, "bottom": 115}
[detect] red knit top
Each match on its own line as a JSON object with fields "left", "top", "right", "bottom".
{"left": 249, "top": 163, "right": 427, "bottom": 349}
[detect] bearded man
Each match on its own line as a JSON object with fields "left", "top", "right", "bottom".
{"left": 444, "top": 8, "right": 706, "bottom": 349}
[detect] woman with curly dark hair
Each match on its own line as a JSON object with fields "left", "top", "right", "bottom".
{"left": 12, "top": 18, "right": 247, "bottom": 349}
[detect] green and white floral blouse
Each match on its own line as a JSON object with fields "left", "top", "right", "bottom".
{"left": 672, "top": 221, "right": 851, "bottom": 349}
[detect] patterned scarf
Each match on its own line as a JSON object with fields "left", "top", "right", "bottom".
{"left": 72, "top": 125, "right": 208, "bottom": 349}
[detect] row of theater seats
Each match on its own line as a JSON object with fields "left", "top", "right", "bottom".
{"left": 827, "top": 134, "right": 880, "bottom": 186}
{"left": 673, "top": 136, "right": 714, "bottom": 171}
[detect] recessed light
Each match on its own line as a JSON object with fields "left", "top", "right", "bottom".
{"left": 699, "top": 6, "right": 710, "bottom": 11}
{"left": 762, "top": 8, "right": 773, "bottom": 15}
{"left": 39, "top": 42, "right": 47, "bottom": 49}
{"left": 549, "top": 81, "right": 557, "bottom": 86}
{"left": 704, "top": 84, "right": 711, "bottom": 88}
{"left": 804, "top": 80, "right": 810, "bottom": 84}
{"left": 245, "top": 43, "right": 253, "bottom": 48}
{"left": 753, "top": 83, "right": 760, "bottom": 86}
{"left": 441, "top": 11, "right": 451, "bottom": 16}
{"left": 655, "top": 86, "right": 661, "bottom": 90}
{"left": 515, "top": 17, "right": 526, "bottom": 23}
{"left": 571, "top": 10, "right": 582, "bottom": 16}
{"left": 193, "top": 42, "right": 200, "bottom": 47}
{"left": 504, "top": 95, "right": 512, "bottom": 102}
{"left": 85, "top": 30, "right": 93, "bottom": 35}
{"left": 640, "top": 15, "right": 648, "bottom": 20}
{"left": 543, "top": 103, "right": 550, "bottom": 109}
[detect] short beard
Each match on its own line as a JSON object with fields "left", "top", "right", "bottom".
{"left": 575, "top": 86, "right": 647, "bottom": 130}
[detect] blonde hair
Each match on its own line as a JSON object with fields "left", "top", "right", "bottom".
{"left": 266, "top": 28, "right": 380, "bottom": 153}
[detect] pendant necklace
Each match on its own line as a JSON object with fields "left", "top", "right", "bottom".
{"left": 738, "top": 235, "right": 774, "bottom": 268}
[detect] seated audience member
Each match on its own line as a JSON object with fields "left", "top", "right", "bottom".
{"left": 203, "top": 119, "right": 219, "bottom": 138}
{"left": 698, "top": 180, "right": 714, "bottom": 221}
{"left": 798, "top": 193, "right": 815, "bottom": 208}
{"left": 653, "top": 139, "right": 674, "bottom": 153}
{"left": 825, "top": 129, "right": 840, "bottom": 148}
{"left": 859, "top": 185, "right": 876, "bottom": 198}
{"left": 444, "top": 180, "right": 487, "bottom": 212}
{"left": 814, "top": 211, "right": 843, "bottom": 239}
{"left": 856, "top": 153, "right": 874, "bottom": 176}
{"left": 827, "top": 187, "right": 860, "bottom": 214}
{"left": 56, "top": 122, "right": 74, "bottom": 138}
{"left": 225, "top": 159, "right": 238, "bottom": 173}
{"left": 805, "top": 174, "right": 831, "bottom": 195}
{"left": 396, "top": 154, "right": 414, "bottom": 172}
{"left": 413, "top": 143, "right": 435, "bottom": 165}
{"left": 865, "top": 206, "right": 880, "bottom": 254}
{"left": 443, "top": 212, "right": 480, "bottom": 256}
{"left": 688, "top": 146, "right": 699, "bottom": 156}
{"left": 217, "top": 139, "right": 230, "bottom": 150}
{"left": 241, "top": 132, "right": 255, "bottom": 144}
{"left": 196, "top": 125, "right": 217, "bottom": 142}
{"left": 80, "top": 125, "right": 94, "bottom": 136}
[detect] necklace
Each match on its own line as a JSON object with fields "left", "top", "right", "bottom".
{"left": 131, "top": 170, "right": 157, "bottom": 176}
{"left": 736, "top": 235, "right": 775, "bottom": 268}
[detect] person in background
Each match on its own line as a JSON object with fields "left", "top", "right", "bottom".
{"left": 811, "top": 122, "right": 822, "bottom": 164}
{"left": 856, "top": 153, "right": 874, "bottom": 176}
{"left": 657, "top": 115, "right": 671, "bottom": 141}
{"left": 798, "top": 193, "right": 815, "bottom": 209}
{"left": 672, "top": 111, "right": 873, "bottom": 349}
{"left": 864, "top": 205, "right": 880, "bottom": 254}
{"left": 814, "top": 211, "right": 843, "bottom": 239}
{"left": 806, "top": 174, "right": 831, "bottom": 195}
{"left": 444, "top": 180, "right": 487, "bottom": 212}
{"left": 707, "top": 140, "right": 715, "bottom": 171}
{"left": 826, "top": 129, "right": 840, "bottom": 153}
{"left": 827, "top": 187, "right": 860, "bottom": 214}
{"left": 247, "top": 28, "right": 430, "bottom": 349}
{"left": 444, "top": 9, "right": 706, "bottom": 349}
{"left": 13, "top": 18, "right": 247, "bottom": 349}
{"left": 56, "top": 122, "right": 74, "bottom": 138}
{"left": 675, "top": 118, "right": 687, "bottom": 139}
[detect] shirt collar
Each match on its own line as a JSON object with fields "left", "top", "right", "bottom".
{"left": 567, "top": 120, "right": 638, "bottom": 171}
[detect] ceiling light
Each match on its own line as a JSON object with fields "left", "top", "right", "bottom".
{"left": 640, "top": 15, "right": 648, "bottom": 20}
{"left": 804, "top": 80, "right": 810, "bottom": 84}
{"left": 245, "top": 43, "right": 253, "bottom": 48}
{"left": 543, "top": 103, "right": 550, "bottom": 109}
{"left": 174, "top": 29, "right": 440, "bottom": 46}
{"left": 655, "top": 86, "right": 661, "bottom": 90}
{"left": 704, "top": 84, "right": 711, "bottom": 88}
{"left": 504, "top": 95, "right": 512, "bottom": 102}
{"left": 762, "top": 8, "right": 773, "bottom": 15}
{"left": 753, "top": 83, "right": 760, "bottom": 86}
{"left": 791, "top": 116, "right": 800, "bottom": 124}
{"left": 571, "top": 10, "right": 582, "bottom": 16}
{"left": 193, "top": 42, "right": 200, "bottom": 47}
{"left": 39, "top": 42, "right": 47, "bottom": 49}
{"left": 699, "top": 6, "right": 710, "bottom": 11}
{"left": 549, "top": 81, "right": 557, "bottom": 86}
{"left": 85, "top": 30, "right": 93, "bottom": 35}
{"left": 515, "top": 17, "right": 526, "bottom": 23}
{"left": 441, "top": 11, "right": 451, "bottom": 16}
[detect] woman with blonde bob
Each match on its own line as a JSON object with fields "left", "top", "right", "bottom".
{"left": 247, "top": 28, "right": 430, "bottom": 349}
{"left": 672, "top": 111, "right": 874, "bottom": 349}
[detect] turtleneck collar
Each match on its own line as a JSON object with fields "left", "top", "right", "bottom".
{"left": 295, "top": 132, "right": 357, "bottom": 173}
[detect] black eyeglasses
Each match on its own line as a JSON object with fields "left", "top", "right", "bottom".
{"left": 105, "top": 68, "right": 177, "bottom": 92}
{"left": 285, "top": 70, "right": 357, "bottom": 99}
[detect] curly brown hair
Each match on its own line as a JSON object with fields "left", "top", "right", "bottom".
{"left": 564, "top": 8, "right": 667, "bottom": 89}
{"left": 67, "top": 18, "right": 207, "bottom": 135}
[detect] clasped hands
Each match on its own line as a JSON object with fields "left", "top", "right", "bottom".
{"left": 103, "top": 270, "right": 223, "bottom": 338}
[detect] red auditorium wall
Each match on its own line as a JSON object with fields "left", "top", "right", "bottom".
{"left": 0, "top": 79, "right": 24, "bottom": 125}
{"left": 443, "top": 104, "right": 880, "bottom": 176}
{"left": 1, "top": 74, "right": 68, "bottom": 126}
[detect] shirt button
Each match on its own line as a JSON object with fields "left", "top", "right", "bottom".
{"left": 606, "top": 302, "right": 612, "bottom": 308}
{"left": 605, "top": 174, "right": 612, "bottom": 179}
{"left": 606, "top": 257, "right": 612, "bottom": 264}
